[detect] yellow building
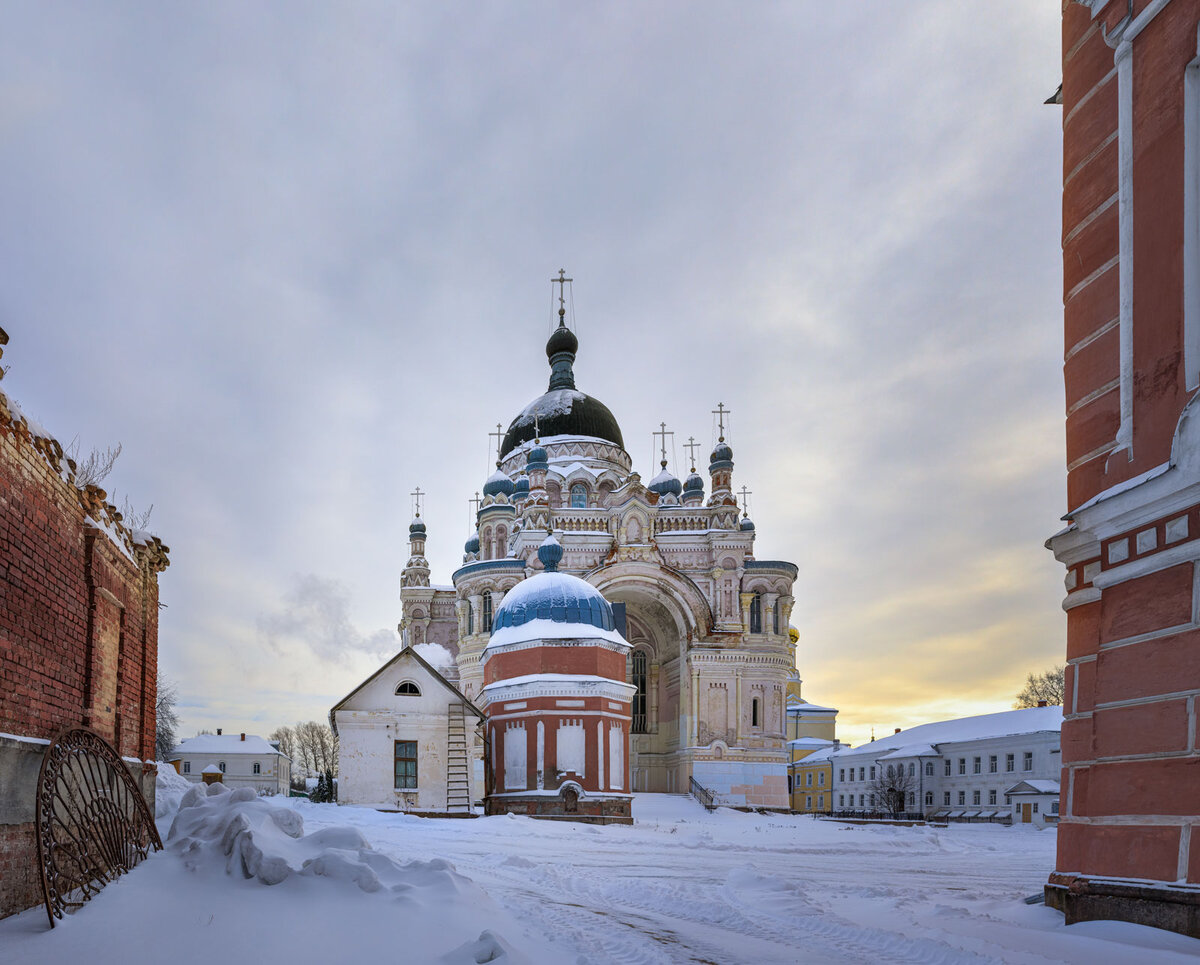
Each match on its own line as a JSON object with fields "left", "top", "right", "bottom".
{"left": 788, "top": 739, "right": 834, "bottom": 812}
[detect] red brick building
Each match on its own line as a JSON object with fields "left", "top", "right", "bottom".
{"left": 481, "top": 533, "right": 635, "bottom": 823}
{"left": 0, "top": 330, "right": 169, "bottom": 918}
{"left": 1047, "top": 0, "right": 1200, "bottom": 936}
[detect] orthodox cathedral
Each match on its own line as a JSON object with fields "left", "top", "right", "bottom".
{"left": 383, "top": 281, "right": 801, "bottom": 811}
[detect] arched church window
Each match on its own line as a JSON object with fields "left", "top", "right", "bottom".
{"left": 750, "top": 592, "right": 763, "bottom": 634}
{"left": 395, "top": 681, "right": 420, "bottom": 696}
{"left": 482, "top": 591, "right": 493, "bottom": 633}
{"left": 773, "top": 601, "right": 780, "bottom": 635}
{"left": 570, "top": 483, "right": 587, "bottom": 508}
{"left": 482, "top": 527, "right": 493, "bottom": 561}
{"left": 467, "top": 603, "right": 474, "bottom": 636}
{"left": 751, "top": 698, "right": 760, "bottom": 728}
{"left": 496, "top": 526, "right": 507, "bottom": 557}
{"left": 631, "top": 650, "right": 648, "bottom": 734}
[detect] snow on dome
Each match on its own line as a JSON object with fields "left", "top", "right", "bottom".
{"left": 486, "top": 566, "right": 620, "bottom": 649}
{"left": 739, "top": 516, "right": 755, "bottom": 532}
{"left": 409, "top": 516, "right": 426, "bottom": 534}
{"left": 648, "top": 467, "right": 682, "bottom": 498}
{"left": 684, "top": 471, "right": 704, "bottom": 493}
{"left": 483, "top": 468, "right": 514, "bottom": 498}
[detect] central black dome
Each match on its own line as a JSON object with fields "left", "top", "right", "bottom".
{"left": 499, "top": 322, "right": 625, "bottom": 458}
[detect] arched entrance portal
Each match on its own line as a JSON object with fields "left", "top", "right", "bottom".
{"left": 589, "top": 564, "right": 711, "bottom": 793}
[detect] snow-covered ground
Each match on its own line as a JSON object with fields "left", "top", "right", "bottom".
{"left": 2, "top": 786, "right": 1198, "bottom": 964}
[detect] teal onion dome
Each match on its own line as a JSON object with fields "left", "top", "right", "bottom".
{"left": 648, "top": 465, "right": 682, "bottom": 498}
{"left": 483, "top": 467, "right": 514, "bottom": 498}
{"left": 513, "top": 475, "right": 530, "bottom": 498}
{"left": 409, "top": 516, "right": 426, "bottom": 535}
{"left": 739, "top": 516, "right": 756, "bottom": 532}
{"left": 709, "top": 440, "right": 734, "bottom": 471}
{"left": 537, "top": 532, "right": 563, "bottom": 572}
{"left": 684, "top": 471, "right": 705, "bottom": 496}
{"left": 464, "top": 533, "right": 480, "bottom": 554}
{"left": 527, "top": 443, "right": 549, "bottom": 470}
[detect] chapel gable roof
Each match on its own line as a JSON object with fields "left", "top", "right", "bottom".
{"left": 329, "top": 645, "right": 484, "bottom": 735}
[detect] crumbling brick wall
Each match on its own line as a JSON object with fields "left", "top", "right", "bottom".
{"left": 0, "top": 328, "right": 169, "bottom": 918}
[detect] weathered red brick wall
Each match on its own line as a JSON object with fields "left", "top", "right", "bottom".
{"left": 1052, "top": 0, "right": 1200, "bottom": 926}
{"left": 0, "top": 330, "right": 169, "bottom": 919}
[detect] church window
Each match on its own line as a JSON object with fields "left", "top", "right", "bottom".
{"left": 182, "top": 761, "right": 190, "bottom": 774}
{"left": 396, "top": 681, "right": 421, "bottom": 696}
{"left": 772, "top": 603, "right": 779, "bottom": 635}
{"left": 631, "top": 650, "right": 648, "bottom": 734}
{"left": 496, "top": 526, "right": 507, "bottom": 557}
{"left": 483, "top": 592, "right": 494, "bottom": 633}
{"left": 394, "top": 740, "right": 417, "bottom": 789}
{"left": 751, "top": 698, "right": 760, "bottom": 728}
{"left": 570, "top": 483, "right": 587, "bottom": 508}
{"left": 467, "top": 604, "right": 473, "bottom": 636}
{"left": 482, "top": 527, "right": 492, "bottom": 561}
{"left": 749, "top": 593, "right": 763, "bottom": 633}
{"left": 253, "top": 762, "right": 261, "bottom": 775}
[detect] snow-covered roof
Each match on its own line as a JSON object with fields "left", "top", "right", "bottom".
{"left": 1004, "top": 779, "right": 1061, "bottom": 795}
{"left": 787, "top": 699, "right": 838, "bottom": 715}
{"left": 485, "top": 569, "right": 626, "bottom": 649}
{"left": 876, "top": 743, "right": 938, "bottom": 760}
{"left": 793, "top": 745, "right": 839, "bottom": 765}
{"left": 170, "top": 734, "right": 282, "bottom": 758}
{"left": 788, "top": 737, "right": 835, "bottom": 748}
{"left": 201, "top": 764, "right": 222, "bottom": 773}
{"left": 828, "top": 706, "right": 1062, "bottom": 759}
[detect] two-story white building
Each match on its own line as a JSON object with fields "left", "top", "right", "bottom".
{"left": 169, "top": 731, "right": 292, "bottom": 795}
{"left": 829, "top": 706, "right": 1063, "bottom": 826}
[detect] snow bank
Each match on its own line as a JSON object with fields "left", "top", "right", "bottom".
{"left": 167, "top": 781, "right": 475, "bottom": 901}
{"left": 154, "top": 762, "right": 193, "bottom": 819}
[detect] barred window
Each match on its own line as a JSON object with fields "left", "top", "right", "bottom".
{"left": 749, "top": 593, "right": 763, "bottom": 633}
{"left": 483, "top": 591, "right": 494, "bottom": 633}
{"left": 631, "top": 650, "right": 648, "bottom": 734}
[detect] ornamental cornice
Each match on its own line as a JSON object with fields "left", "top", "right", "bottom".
{"left": 481, "top": 635, "right": 632, "bottom": 665}
{"left": 481, "top": 677, "right": 637, "bottom": 703}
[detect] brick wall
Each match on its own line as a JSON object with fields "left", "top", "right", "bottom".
{"left": 0, "top": 329, "right": 169, "bottom": 919}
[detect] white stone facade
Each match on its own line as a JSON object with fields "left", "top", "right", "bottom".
{"left": 169, "top": 733, "right": 291, "bottom": 796}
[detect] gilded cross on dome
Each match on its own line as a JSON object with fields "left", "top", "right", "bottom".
{"left": 489, "top": 423, "right": 505, "bottom": 465}
{"left": 410, "top": 486, "right": 424, "bottom": 518}
{"left": 684, "top": 436, "right": 700, "bottom": 471}
{"left": 552, "top": 268, "right": 573, "bottom": 322}
{"left": 712, "top": 402, "right": 730, "bottom": 442}
{"left": 738, "top": 486, "right": 752, "bottom": 517}
{"left": 653, "top": 421, "right": 674, "bottom": 468}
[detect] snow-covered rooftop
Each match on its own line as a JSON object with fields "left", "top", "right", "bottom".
{"left": 1005, "top": 779, "right": 1061, "bottom": 795}
{"left": 787, "top": 699, "right": 838, "bottom": 714}
{"left": 170, "top": 734, "right": 283, "bottom": 758}
{"left": 829, "top": 706, "right": 1063, "bottom": 759}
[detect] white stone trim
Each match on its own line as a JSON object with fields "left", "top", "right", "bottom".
{"left": 1092, "top": 538, "right": 1200, "bottom": 588}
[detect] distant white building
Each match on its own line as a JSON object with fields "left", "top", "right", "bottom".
{"left": 169, "top": 731, "right": 292, "bottom": 795}
{"left": 829, "top": 706, "right": 1063, "bottom": 826}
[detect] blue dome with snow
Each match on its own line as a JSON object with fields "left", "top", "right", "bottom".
{"left": 483, "top": 467, "right": 514, "bottom": 498}
{"left": 739, "top": 516, "right": 756, "bottom": 532}
{"left": 490, "top": 535, "right": 615, "bottom": 634}
{"left": 710, "top": 441, "right": 733, "bottom": 470}
{"left": 648, "top": 464, "right": 682, "bottom": 498}
{"left": 684, "top": 471, "right": 705, "bottom": 495}
{"left": 513, "top": 475, "right": 530, "bottom": 498}
{"left": 526, "top": 443, "right": 548, "bottom": 471}
{"left": 464, "top": 533, "right": 480, "bottom": 554}
{"left": 409, "top": 516, "right": 426, "bottom": 535}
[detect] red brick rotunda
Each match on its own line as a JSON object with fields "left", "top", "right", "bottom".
{"left": 481, "top": 531, "right": 635, "bottom": 824}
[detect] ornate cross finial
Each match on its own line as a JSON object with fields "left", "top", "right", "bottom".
{"left": 683, "top": 436, "right": 700, "bottom": 471}
{"left": 712, "top": 402, "right": 729, "bottom": 442}
{"left": 489, "top": 423, "right": 505, "bottom": 466}
{"left": 410, "top": 486, "right": 424, "bottom": 518}
{"left": 653, "top": 421, "right": 673, "bottom": 468}
{"left": 738, "top": 485, "right": 752, "bottom": 517}
{"left": 469, "top": 491, "right": 481, "bottom": 520}
{"left": 552, "top": 268, "right": 572, "bottom": 325}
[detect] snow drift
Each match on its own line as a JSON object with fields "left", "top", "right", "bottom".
{"left": 167, "top": 781, "right": 475, "bottom": 902}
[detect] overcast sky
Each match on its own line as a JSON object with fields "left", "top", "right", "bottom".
{"left": 0, "top": 2, "right": 1066, "bottom": 749}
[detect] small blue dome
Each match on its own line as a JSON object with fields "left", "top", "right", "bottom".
{"left": 537, "top": 532, "right": 563, "bottom": 572}
{"left": 513, "top": 476, "right": 530, "bottom": 498}
{"left": 710, "top": 441, "right": 733, "bottom": 469}
{"left": 483, "top": 467, "right": 514, "bottom": 497}
{"left": 684, "top": 471, "right": 705, "bottom": 494}
{"left": 409, "top": 516, "right": 426, "bottom": 535}
{"left": 491, "top": 564, "right": 616, "bottom": 636}
{"left": 527, "top": 444, "right": 548, "bottom": 471}
{"left": 648, "top": 465, "right": 682, "bottom": 498}
{"left": 464, "top": 534, "right": 480, "bottom": 554}
{"left": 739, "top": 516, "right": 756, "bottom": 532}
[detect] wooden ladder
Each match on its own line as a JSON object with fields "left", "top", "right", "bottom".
{"left": 446, "top": 702, "right": 472, "bottom": 813}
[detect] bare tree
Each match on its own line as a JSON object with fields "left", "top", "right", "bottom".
{"left": 290, "top": 720, "right": 339, "bottom": 778}
{"left": 69, "top": 440, "right": 122, "bottom": 488}
{"left": 870, "top": 762, "right": 918, "bottom": 815}
{"left": 1015, "top": 665, "right": 1065, "bottom": 708}
{"left": 269, "top": 725, "right": 296, "bottom": 762}
{"left": 155, "top": 672, "right": 180, "bottom": 761}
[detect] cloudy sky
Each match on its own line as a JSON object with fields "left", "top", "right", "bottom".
{"left": 1, "top": 2, "right": 1066, "bottom": 748}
